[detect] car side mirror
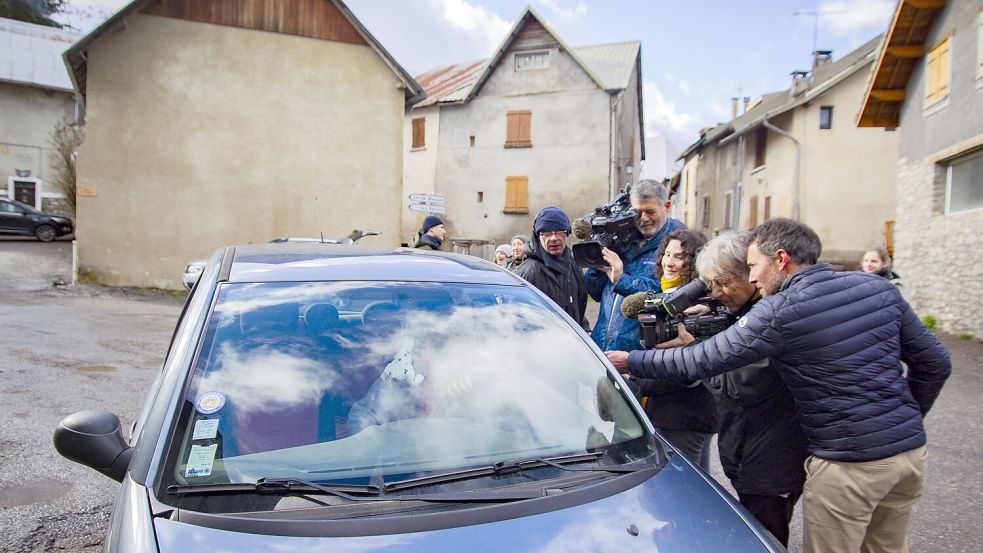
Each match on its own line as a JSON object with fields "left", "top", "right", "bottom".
{"left": 53, "top": 410, "right": 133, "bottom": 482}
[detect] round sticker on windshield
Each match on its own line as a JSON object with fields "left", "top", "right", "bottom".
{"left": 195, "top": 391, "right": 226, "bottom": 415}
{"left": 738, "top": 316, "right": 749, "bottom": 328}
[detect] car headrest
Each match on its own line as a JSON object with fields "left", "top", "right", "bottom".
{"left": 239, "top": 302, "right": 300, "bottom": 337}
{"left": 303, "top": 303, "right": 340, "bottom": 336}
{"left": 361, "top": 301, "right": 400, "bottom": 328}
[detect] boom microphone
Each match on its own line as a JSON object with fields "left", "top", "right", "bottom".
{"left": 572, "top": 217, "right": 593, "bottom": 240}
{"left": 620, "top": 291, "right": 656, "bottom": 320}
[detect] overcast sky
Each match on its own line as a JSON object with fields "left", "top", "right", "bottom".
{"left": 53, "top": 0, "right": 895, "bottom": 168}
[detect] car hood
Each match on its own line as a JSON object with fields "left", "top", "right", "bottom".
{"left": 153, "top": 456, "right": 781, "bottom": 553}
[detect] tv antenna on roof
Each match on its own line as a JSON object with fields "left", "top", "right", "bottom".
{"left": 793, "top": 8, "right": 845, "bottom": 61}
{"left": 314, "top": 194, "right": 325, "bottom": 243}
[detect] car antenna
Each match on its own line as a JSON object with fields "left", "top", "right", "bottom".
{"left": 314, "top": 194, "right": 325, "bottom": 243}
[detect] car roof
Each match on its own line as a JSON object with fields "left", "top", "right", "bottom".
{"left": 225, "top": 243, "right": 523, "bottom": 286}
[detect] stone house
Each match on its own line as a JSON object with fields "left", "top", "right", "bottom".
{"left": 65, "top": 0, "right": 422, "bottom": 289}
{"left": 0, "top": 17, "right": 80, "bottom": 215}
{"left": 858, "top": 0, "right": 983, "bottom": 338}
{"left": 674, "top": 36, "right": 899, "bottom": 266}
{"left": 401, "top": 8, "right": 643, "bottom": 253}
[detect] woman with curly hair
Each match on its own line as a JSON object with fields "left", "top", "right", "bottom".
{"left": 626, "top": 229, "right": 717, "bottom": 470}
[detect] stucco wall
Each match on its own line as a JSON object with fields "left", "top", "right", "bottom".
{"left": 425, "top": 47, "right": 614, "bottom": 246}
{"left": 402, "top": 105, "right": 440, "bottom": 243}
{"left": 76, "top": 14, "right": 406, "bottom": 288}
{"left": 0, "top": 81, "right": 75, "bottom": 211}
{"left": 893, "top": 0, "right": 983, "bottom": 338}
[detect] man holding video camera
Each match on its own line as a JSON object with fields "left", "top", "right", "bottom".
{"left": 607, "top": 218, "right": 951, "bottom": 553}
{"left": 585, "top": 180, "right": 685, "bottom": 352}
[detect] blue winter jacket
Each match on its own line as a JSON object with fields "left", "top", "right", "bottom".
{"left": 627, "top": 264, "right": 951, "bottom": 462}
{"left": 585, "top": 218, "right": 685, "bottom": 352}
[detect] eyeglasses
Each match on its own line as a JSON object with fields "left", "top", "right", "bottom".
{"left": 539, "top": 231, "right": 567, "bottom": 239}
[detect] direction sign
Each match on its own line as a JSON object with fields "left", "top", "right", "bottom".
{"left": 408, "top": 193, "right": 446, "bottom": 205}
{"left": 408, "top": 202, "right": 446, "bottom": 214}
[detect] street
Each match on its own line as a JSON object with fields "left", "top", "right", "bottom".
{"left": 1, "top": 239, "right": 981, "bottom": 552}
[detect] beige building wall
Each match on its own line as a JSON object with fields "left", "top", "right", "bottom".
{"left": 402, "top": 105, "right": 440, "bottom": 243}
{"left": 76, "top": 14, "right": 405, "bottom": 288}
{"left": 0, "top": 81, "right": 75, "bottom": 210}
{"left": 738, "top": 74, "right": 896, "bottom": 264}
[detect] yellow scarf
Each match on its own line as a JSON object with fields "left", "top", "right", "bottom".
{"left": 660, "top": 274, "right": 684, "bottom": 291}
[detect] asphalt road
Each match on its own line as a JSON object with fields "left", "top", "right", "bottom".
{"left": 0, "top": 239, "right": 980, "bottom": 552}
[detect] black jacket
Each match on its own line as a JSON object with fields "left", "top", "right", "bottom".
{"left": 628, "top": 264, "right": 951, "bottom": 462}
{"left": 633, "top": 376, "right": 716, "bottom": 433}
{"left": 515, "top": 240, "right": 589, "bottom": 330}
{"left": 703, "top": 297, "right": 807, "bottom": 495}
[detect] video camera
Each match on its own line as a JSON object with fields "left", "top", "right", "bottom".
{"left": 571, "top": 185, "right": 639, "bottom": 268}
{"left": 636, "top": 280, "right": 731, "bottom": 348}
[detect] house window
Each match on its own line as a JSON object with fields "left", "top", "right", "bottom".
{"left": 764, "top": 196, "right": 772, "bottom": 221}
{"left": 754, "top": 127, "right": 767, "bottom": 168}
{"left": 926, "top": 36, "right": 951, "bottom": 106}
{"left": 700, "top": 195, "right": 710, "bottom": 229}
{"left": 504, "top": 176, "right": 529, "bottom": 214}
{"left": 505, "top": 111, "right": 532, "bottom": 148}
{"left": 749, "top": 195, "right": 759, "bottom": 228}
{"left": 723, "top": 191, "right": 733, "bottom": 228}
{"left": 411, "top": 117, "right": 425, "bottom": 149}
{"left": 945, "top": 149, "right": 983, "bottom": 214}
{"left": 515, "top": 51, "right": 549, "bottom": 71}
{"left": 819, "top": 106, "right": 833, "bottom": 129}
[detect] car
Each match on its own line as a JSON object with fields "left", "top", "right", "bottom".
{"left": 181, "top": 230, "right": 382, "bottom": 290}
{"left": 0, "top": 197, "right": 74, "bottom": 241}
{"left": 54, "top": 244, "right": 785, "bottom": 553}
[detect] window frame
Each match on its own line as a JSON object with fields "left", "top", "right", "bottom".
{"left": 514, "top": 50, "right": 550, "bottom": 71}
{"left": 944, "top": 148, "right": 983, "bottom": 214}
{"left": 819, "top": 106, "right": 833, "bottom": 130}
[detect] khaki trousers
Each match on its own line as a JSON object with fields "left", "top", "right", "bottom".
{"left": 802, "top": 446, "right": 927, "bottom": 553}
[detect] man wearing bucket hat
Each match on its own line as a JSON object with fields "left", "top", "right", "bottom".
{"left": 516, "top": 206, "right": 588, "bottom": 330}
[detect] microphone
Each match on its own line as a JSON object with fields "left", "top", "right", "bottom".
{"left": 572, "top": 217, "right": 592, "bottom": 240}
{"left": 620, "top": 291, "right": 656, "bottom": 320}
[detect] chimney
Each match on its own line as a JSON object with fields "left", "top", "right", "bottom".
{"left": 790, "top": 70, "right": 810, "bottom": 96}
{"left": 812, "top": 50, "right": 833, "bottom": 70}
{"left": 743, "top": 96, "right": 750, "bottom": 113}
{"left": 731, "top": 97, "right": 739, "bottom": 119}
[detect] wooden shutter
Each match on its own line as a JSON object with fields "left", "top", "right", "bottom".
{"left": 749, "top": 195, "right": 759, "bottom": 229}
{"left": 506, "top": 111, "right": 532, "bottom": 147}
{"left": 764, "top": 196, "right": 771, "bottom": 221}
{"left": 723, "top": 192, "right": 733, "bottom": 228}
{"left": 411, "top": 117, "right": 425, "bottom": 149}
{"left": 927, "top": 37, "right": 950, "bottom": 104}
{"left": 505, "top": 176, "right": 529, "bottom": 213}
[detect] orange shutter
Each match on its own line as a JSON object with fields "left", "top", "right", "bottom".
{"left": 749, "top": 196, "right": 759, "bottom": 229}
{"left": 411, "top": 117, "right": 425, "bottom": 148}
{"left": 505, "top": 176, "right": 529, "bottom": 213}
{"left": 506, "top": 111, "right": 532, "bottom": 147}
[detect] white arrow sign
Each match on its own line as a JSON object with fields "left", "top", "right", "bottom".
{"left": 408, "top": 203, "right": 446, "bottom": 214}
{"left": 408, "top": 193, "right": 446, "bottom": 205}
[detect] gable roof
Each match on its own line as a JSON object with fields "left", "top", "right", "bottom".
{"left": 414, "top": 40, "right": 641, "bottom": 108}
{"left": 0, "top": 17, "right": 81, "bottom": 92}
{"left": 63, "top": 0, "right": 422, "bottom": 104}
{"left": 857, "top": 0, "right": 946, "bottom": 127}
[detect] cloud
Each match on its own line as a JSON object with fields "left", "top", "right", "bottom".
{"left": 535, "top": 0, "right": 588, "bottom": 21}
{"left": 430, "top": 0, "right": 512, "bottom": 53}
{"left": 819, "top": 0, "right": 894, "bottom": 36}
{"left": 643, "top": 80, "right": 695, "bottom": 139}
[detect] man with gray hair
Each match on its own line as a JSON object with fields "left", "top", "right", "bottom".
{"left": 585, "top": 180, "right": 685, "bottom": 352}
{"left": 607, "top": 218, "right": 951, "bottom": 552}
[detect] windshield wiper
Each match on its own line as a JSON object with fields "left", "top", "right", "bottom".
{"left": 166, "top": 479, "right": 540, "bottom": 504}
{"left": 384, "top": 451, "right": 653, "bottom": 493}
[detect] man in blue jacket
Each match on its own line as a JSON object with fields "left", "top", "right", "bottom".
{"left": 585, "top": 180, "right": 685, "bottom": 352}
{"left": 607, "top": 218, "right": 951, "bottom": 553}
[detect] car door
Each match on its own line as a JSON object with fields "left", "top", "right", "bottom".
{"left": 0, "top": 199, "right": 30, "bottom": 233}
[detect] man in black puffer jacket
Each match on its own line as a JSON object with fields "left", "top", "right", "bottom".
{"left": 606, "top": 218, "right": 950, "bottom": 553}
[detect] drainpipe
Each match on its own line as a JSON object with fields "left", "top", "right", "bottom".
{"left": 762, "top": 113, "right": 800, "bottom": 222}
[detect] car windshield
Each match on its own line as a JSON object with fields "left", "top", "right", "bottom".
{"left": 159, "top": 281, "right": 651, "bottom": 505}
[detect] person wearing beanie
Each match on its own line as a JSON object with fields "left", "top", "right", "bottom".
{"left": 515, "top": 206, "right": 589, "bottom": 330}
{"left": 413, "top": 215, "right": 446, "bottom": 250}
{"left": 493, "top": 244, "right": 512, "bottom": 267}
{"left": 507, "top": 234, "right": 529, "bottom": 272}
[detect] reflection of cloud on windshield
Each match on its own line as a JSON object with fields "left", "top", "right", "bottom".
{"left": 538, "top": 486, "right": 668, "bottom": 553}
{"left": 198, "top": 343, "right": 340, "bottom": 413}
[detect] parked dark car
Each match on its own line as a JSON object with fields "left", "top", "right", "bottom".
{"left": 0, "top": 198, "right": 74, "bottom": 241}
{"left": 54, "top": 244, "right": 785, "bottom": 552}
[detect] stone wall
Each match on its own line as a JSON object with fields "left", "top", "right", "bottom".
{"left": 894, "top": 156, "right": 983, "bottom": 338}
